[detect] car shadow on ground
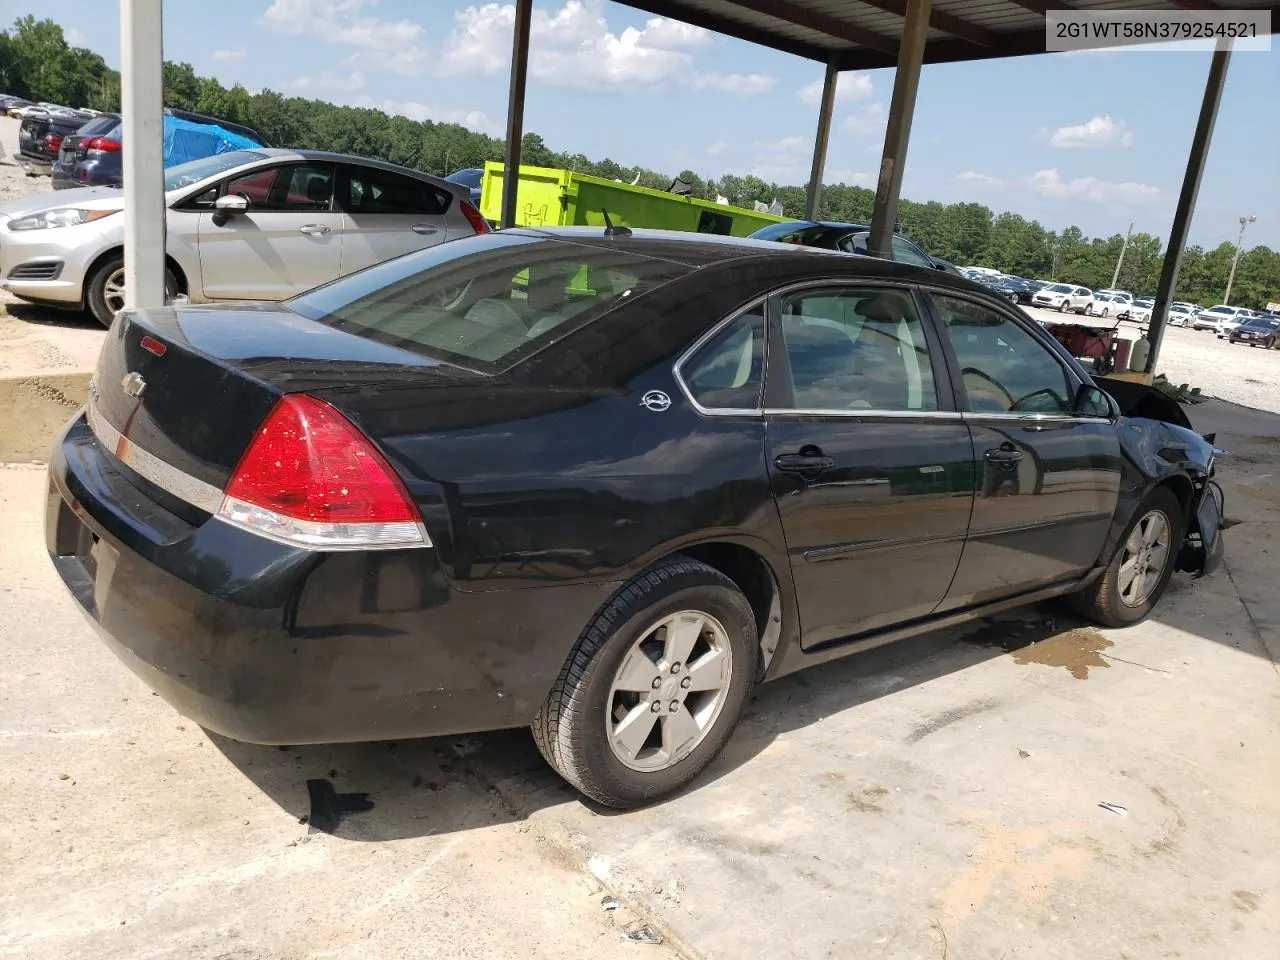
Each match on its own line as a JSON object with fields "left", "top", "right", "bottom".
{"left": 208, "top": 600, "right": 1099, "bottom": 841}
{"left": 1, "top": 298, "right": 96, "bottom": 328}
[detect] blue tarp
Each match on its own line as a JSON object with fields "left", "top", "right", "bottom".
{"left": 162, "top": 115, "right": 261, "bottom": 167}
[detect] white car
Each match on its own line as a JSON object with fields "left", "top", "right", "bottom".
{"left": 1086, "top": 292, "right": 1125, "bottom": 317}
{"left": 1096, "top": 288, "right": 1134, "bottom": 303}
{"left": 0, "top": 148, "right": 487, "bottom": 327}
{"left": 1196, "top": 304, "right": 1251, "bottom": 336}
{"left": 1167, "top": 303, "right": 1197, "bottom": 327}
{"left": 1032, "top": 282, "right": 1093, "bottom": 314}
{"left": 1127, "top": 297, "right": 1155, "bottom": 323}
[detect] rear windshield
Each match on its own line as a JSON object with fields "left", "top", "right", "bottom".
{"left": 77, "top": 116, "right": 120, "bottom": 138}
{"left": 287, "top": 233, "right": 695, "bottom": 371}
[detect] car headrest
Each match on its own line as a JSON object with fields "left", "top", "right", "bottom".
{"left": 854, "top": 290, "right": 913, "bottom": 325}
{"left": 305, "top": 177, "right": 330, "bottom": 203}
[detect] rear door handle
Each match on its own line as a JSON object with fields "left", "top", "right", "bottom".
{"left": 775, "top": 453, "right": 836, "bottom": 473}
{"left": 299, "top": 224, "right": 331, "bottom": 236}
{"left": 411, "top": 224, "right": 440, "bottom": 235}
{"left": 983, "top": 446, "right": 1024, "bottom": 467}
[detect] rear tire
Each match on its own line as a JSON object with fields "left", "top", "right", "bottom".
{"left": 86, "top": 255, "right": 177, "bottom": 328}
{"left": 532, "top": 555, "right": 757, "bottom": 808}
{"left": 1068, "top": 487, "right": 1184, "bottom": 628}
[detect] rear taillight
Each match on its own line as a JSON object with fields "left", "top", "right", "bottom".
{"left": 44, "top": 133, "right": 63, "bottom": 151}
{"left": 85, "top": 136, "right": 121, "bottom": 154}
{"left": 219, "top": 394, "right": 428, "bottom": 550}
{"left": 459, "top": 201, "right": 490, "bottom": 235}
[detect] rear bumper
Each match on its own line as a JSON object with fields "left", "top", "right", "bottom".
{"left": 47, "top": 413, "right": 617, "bottom": 744}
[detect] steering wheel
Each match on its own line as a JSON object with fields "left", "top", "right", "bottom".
{"left": 961, "top": 366, "right": 1014, "bottom": 411}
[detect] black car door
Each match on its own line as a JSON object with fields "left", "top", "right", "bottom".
{"left": 924, "top": 291, "right": 1123, "bottom": 607}
{"left": 763, "top": 283, "right": 976, "bottom": 648}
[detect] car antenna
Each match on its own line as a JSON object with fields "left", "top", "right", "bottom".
{"left": 601, "top": 208, "right": 632, "bottom": 239}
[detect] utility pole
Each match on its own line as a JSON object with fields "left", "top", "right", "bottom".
{"left": 1223, "top": 214, "right": 1257, "bottom": 305}
{"left": 1111, "top": 221, "right": 1134, "bottom": 289}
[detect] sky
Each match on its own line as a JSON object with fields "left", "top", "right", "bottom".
{"left": 14, "top": 0, "right": 1280, "bottom": 250}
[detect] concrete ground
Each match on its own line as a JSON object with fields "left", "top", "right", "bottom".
{"left": 2, "top": 400, "right": 1277, "bottom": 959}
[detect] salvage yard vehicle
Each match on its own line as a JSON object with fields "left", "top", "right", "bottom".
{"left": 1226, "top": 316, "right": 1279, "bottom": 348}
{"left": 46, "top": 228, "right": 1224, "bottom": 809}
{"left": 1032, "top": 282, "right": 1093, "bottom": 314}
{"left": 0, "top": 148, "right": 489, "bottom": 326}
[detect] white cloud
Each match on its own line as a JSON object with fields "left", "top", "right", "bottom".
{"left": 211, "top": 49, "right": 248, "bottom": 62}
{"left": 955, "top": 171, "right": 1004, "bottom": 187}
{"left": 706, "top": 140, "right": 728, "bottom": 156}
{"left": 693, "top": 72, "right": 775, "bottom": 95}
{"left": 65, "top": 27, "right": 89, "bottom": 47}
{"left": 841, "top": 102, "right": 887, "bottom": 137}
{"left": 438, "top": 1, "right": 774, "bottom": 93}
{"left": 1028, "top": 168, "right": 1158, "bottom": 203}
{"left": 1048, "top": 115, "right": 1134, "bottom": 149}
{"left": 798, "top": 72, "right": 872, "bottom": 107}
{"left": 768, "top": 135, "right": 808, "bottom": 152}
{"left": 262, "top": 0, "right": 428, "bottom": 73}
{"left": 286, "top": 69, "right": 366, "bottom": 93}
{"left": 353, "top": 95, "right": 501, "bottom": 135}
{"left": 952, "top": 167, "right": 1158, "bottom": 204}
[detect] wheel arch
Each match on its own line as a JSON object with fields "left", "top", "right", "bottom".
{"left": 666, "top": 540, "right": 786, "bottom": 679}
{"left": 83, "top": 246, "right": 190, "bottom": 303}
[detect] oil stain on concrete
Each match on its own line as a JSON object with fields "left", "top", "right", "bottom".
{"left": 963, "top": 613, "right": 1113, "bottom": 680}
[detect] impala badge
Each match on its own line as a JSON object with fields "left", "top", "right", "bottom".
{"left": 640, "top": 390, "right": 672, "bottom": 412}
{"left": 121, "top": 372, "right": 146, "bottom": 398}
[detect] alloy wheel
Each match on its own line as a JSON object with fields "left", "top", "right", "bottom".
{"left": 103, "top": 267, "right": 126, "bottom": 315}
{"left": 605, "top": 609, "right": 733, "bottom": 772}
{"left": 1118, "top": 509, "right": 1171, "bottom": 607}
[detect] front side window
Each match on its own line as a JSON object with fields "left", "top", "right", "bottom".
{"left": 287, "top": 233, "right": 692, "bottom": 371}
{"left": 342, "top": 166, "right": 451, "bottom": 215}
{"left": 279, "top": 164, "right": 335, "bottom": 210}
{"left": 679, "top": 308, "right": 765, "bottom": 411}
{"left": 932, "top": 294, "right": 1073, "bottom": 415}
{"left": 776, "top": 286, "right": 938, "bottom": 412}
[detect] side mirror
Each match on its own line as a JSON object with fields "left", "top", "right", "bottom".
{"left": 211, "top": 193, "right": 248, "bottom": 226}
{"left": 1075, "top": 383, "right": 1117, "bottom": 419}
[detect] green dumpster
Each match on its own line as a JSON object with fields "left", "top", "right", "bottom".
{"left": 479, "top": 162, "right": 789, "bottom": 237}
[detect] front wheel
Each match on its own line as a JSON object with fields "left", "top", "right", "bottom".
{"left": 86, "top": 255, "right": 178, "bottom": 328}
{"left": 532, "top": 556, "right": 758, "bottom": 808}
{"left": 1068, "top": 487, "right": 1184, "bottom": 627}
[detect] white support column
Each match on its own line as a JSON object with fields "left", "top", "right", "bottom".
{"left": 120, "top": 0, "right": 166, "bottom": 314}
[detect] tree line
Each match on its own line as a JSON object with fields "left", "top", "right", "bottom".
{"left": 2, "top": 16, "right": 1275, "bottom": 309}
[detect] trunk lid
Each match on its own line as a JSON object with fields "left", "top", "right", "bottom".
{"left": 89, "top": 304, "right": 486, "bottom": 491}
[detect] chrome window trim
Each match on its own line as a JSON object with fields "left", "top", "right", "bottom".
{"left": 764, "top": 408, "right": 963, "bottom": 420}
{"left": 86, "top": 396, "right": 225, "bottom": 514}
{"left": 672, "top": 294, "right": 768, "bottom": 418}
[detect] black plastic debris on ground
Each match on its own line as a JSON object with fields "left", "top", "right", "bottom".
{"left": 305, "top": 778, "right": 374, "bottom": 833}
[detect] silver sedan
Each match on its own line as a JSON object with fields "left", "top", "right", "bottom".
{"left": 0, "top": 148, "right": 489, "bottom": 326}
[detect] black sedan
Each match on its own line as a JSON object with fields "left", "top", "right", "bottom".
{"left": 979, "top": 274, "right": 1039, "bottom": 305}
{"left": 46, "top": 227, "right": 1224, "bottom": 808}
{"left": 1227, "top": 317, "right": 1279, "bottom": 348}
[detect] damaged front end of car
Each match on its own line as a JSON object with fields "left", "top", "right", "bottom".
{"left": 1098, "top": 377, "right": 1226, "bottom": 579}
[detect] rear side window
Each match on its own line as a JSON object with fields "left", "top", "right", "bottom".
{"left": 342, "top": 166, "right": 451, "bottom": 215}
{"left": 287, "top": 234, "right": 693, "bottom": 371}
{"left": 679, "top": 308, "right": 765, "bottom": 411}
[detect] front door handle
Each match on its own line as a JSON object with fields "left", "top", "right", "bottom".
{"left": 299, "top": 224, "right": 331, "bottom": 236}
{"left": 775, "top": 453, "right": 836, "bottom": 473}
{"left": 411, "top": 224, "right": 440, "bottom": 235}
{"left": 983, "top": 446, "right": 1024, "bottom": 467}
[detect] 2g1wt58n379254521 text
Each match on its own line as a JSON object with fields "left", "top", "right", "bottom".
{"left": 1047, "top": 10, "right": 1272, "bottom": 52}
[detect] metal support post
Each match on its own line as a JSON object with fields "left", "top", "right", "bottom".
{"left": 804, "top": 61, "right": 838, "bottom": 221}
{"left": 1148, "top": 42, "right": 1231, "bottom": 374}
{"left": 868, "top": 0, "right": 931, "bottom": 259}
{"left": 120, "top": 0, "right": 166, "bottom": 315}
{"left": 500, "top": 0, "right": 532, "bottom": 230}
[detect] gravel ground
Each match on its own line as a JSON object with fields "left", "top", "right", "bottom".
{"left": 0, "top": 116, "right": 1274, "bottom": 412}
